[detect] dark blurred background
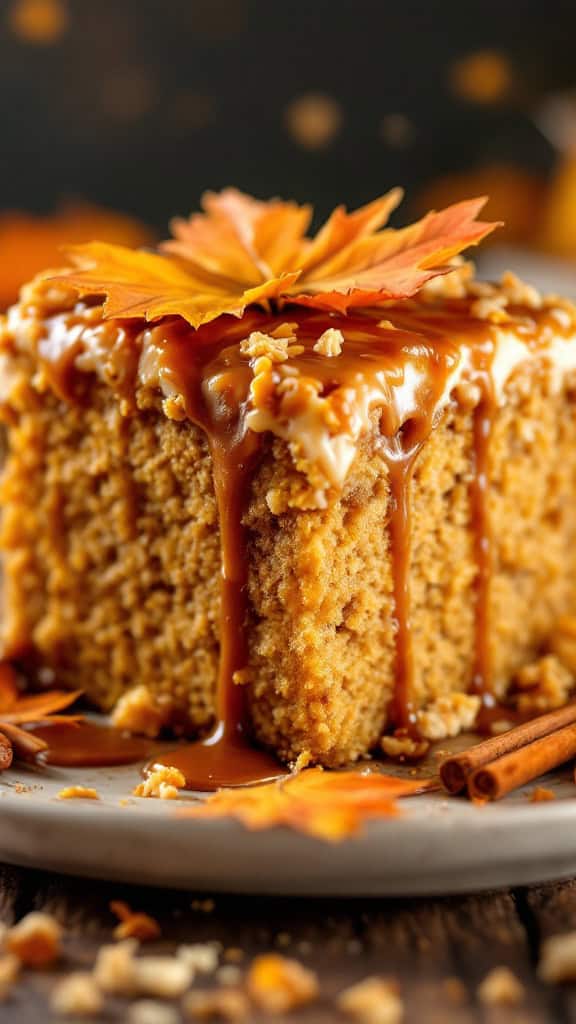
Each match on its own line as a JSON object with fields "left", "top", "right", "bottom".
{"left": 2, "top": 0, "right": 576, "bottom": 304}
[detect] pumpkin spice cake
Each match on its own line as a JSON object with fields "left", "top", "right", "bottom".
{"left": 1, "top": 188, "right": 576, "bottom": 782}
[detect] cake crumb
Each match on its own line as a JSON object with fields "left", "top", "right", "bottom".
{"left": 111, "top": 685, "right": 168, "bottom": 738}
{"left": 512, "top": 655, "right": 573, "bottom": 713}
{"left": 133, "top": 955, "right": 193, "bottom": 998}
{"left": 539, "top": 932, "right": 576, "bottom": 982}
{"left": 110, "top": 900, "right": 161, "bottom": 942}
{"left": 477, "top": 966, "right": 524, "bottom": 1006}
{"left": 177, "top": 942, "right": 219, "bottom": 974}
{"left": 94, "top": 939, "right": 138, "bottom": 995}
{"left": 128, "top": 1000, "right": 180, "bottom": 1024}
{"left": 0, "top": 954, "right": 20, "bottom": 1001}
{"left": 57, "top": 785, "right": 100, "bottom": 800}
{"left": 417, "top": 694, "right": 480, "bottom": 741}
{"left": 337, "top": 976, "right": 403, "bottom": 1023}
{"left": 134, "top": 766, "right": 186, "bottom": 799}
{"left": 530, "top": 786, "right": 556, "bottom": 803}
{"left": 246, "top": 953, "right": 319, "bottom": 1013}
{"left": 183, "top": 987, "right": 249, "bottom": 1020}
{"left": 50, "top": 972, "right": 103, "bottom": 1017}
{"left": 313, "top": 328, "right": 344, "bottom": 357}
{"left": 6, "top": 911, "right": 62, "bottom": 967}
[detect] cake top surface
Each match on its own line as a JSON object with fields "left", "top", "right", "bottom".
{"left": 2, "top": 188, "right": 576, "bottom": 507}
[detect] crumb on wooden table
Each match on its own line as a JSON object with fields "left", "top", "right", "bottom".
{"left": 5, "top": 911, "right": 62, "bottom": 967}
{"left": 50, "top": 971, "right": 103, "bottom": 1017}
{"left": 477, "top": 966, "right": 525, "bottom": 1006}
{"left": 337, "top": 976, "right": 404, "bottom": 1023}
{"left": 538, "top": 932, "right": 576, "bottom": 983}
{"left": 246, "top": 953, "right": 319, "bottom": 1013}
{"left": 110, "top": 900, "right": 161, "bottom": 942}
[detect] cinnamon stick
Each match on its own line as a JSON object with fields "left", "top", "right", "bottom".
{"left": 469, "top": 721, "right": 576, "bottom": 801}
{"left": 0, "top": 723, "right": 48, "bottom": 760}
{"left": 439, "top": 703, "right": 576, "bottom": 794}
{"left": 0, "top": 731, "right": 13, "bottom": 771}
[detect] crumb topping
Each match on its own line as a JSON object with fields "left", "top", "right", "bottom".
{"left": 50, "top": 972, "right": 103, "bottom": 1017}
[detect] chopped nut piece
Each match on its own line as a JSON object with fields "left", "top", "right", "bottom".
{"left": 500, "top": 271, "right": 542, "bottom": 309}
{"left": 133, "top": 955, "right": 193, "bottom": 998}
{"left": 6, "top": 911, "right": 62, "bottom": 967}
{"left": 240, "top": 331, "right": 293, "bottom": 363}
{"left": 477, "top": 966, "right": 524, "bottom": 1006}
{"left": 134, "top": 766, "right": 186, "bottom": 799}
{"left": 512, "top": 655, "right": 573, "bottom": 713}
{"left": 128, "top": 1000, "right": 180, "bottom": 1024}
{"left": 337, "top": 977, "right": 403, "bottom": 1024}
{"left": 57, "top": 785, "right": 100, "bottom": 800}
{"left": 313, "top": 328, "right": 344, "bottom": 357}
{"left": 530, "top": 786, "right": 556, "bottom": 803}
{"left": 111, "top": 685, "right": 168, "bottom": 738}
{"left": 94, "top": 939, "right": 138, "bottom": 995}
{"left": 110, "top": 900, "right": 161, "bottom": 942}
{"left": 0, "top": 954, "right": 20, "bottom": 1001}
{"left": 177, "top": 942, "right": 219, "bottom": 973}
{"left": 183, "top": 987, "right": 249, "bottom": 1020}
{"left": 50, "top": 972, "right": 103, "bottom": 1017}
{"left": 417, "top": 694, "right": 480, "bottom": 741}
{"left": 539, "top": 932, "right": 576, "bottom": 983}
{"left": 246, "top": 953, "right": 318, "bottom": 1013}
{"left": 470, "top": 295, "right": 509, "bottom": 323}
{"left": 380, "top": 734, "right": 429, "bottom": 760}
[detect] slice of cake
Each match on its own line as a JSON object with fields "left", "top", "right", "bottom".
{"left": 1, "top": 188, "right": 576, "bottom": 776}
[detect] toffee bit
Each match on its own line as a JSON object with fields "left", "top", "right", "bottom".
{"left": 246, "top": 954, "right": 319, "bottom": 1013}
{"left": 110, "top": 900, "right": 161, "bottom": 942}
{"left": 6, "top": 911, "right": 62, "bottom": 967}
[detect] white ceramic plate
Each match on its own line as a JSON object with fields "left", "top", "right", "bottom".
{"left": 1, "top": 726, "right": 576, "bottom": 896}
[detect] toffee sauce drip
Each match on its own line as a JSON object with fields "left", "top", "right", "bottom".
{"left": 469, "top": 355, "right": 498, "bottom": 713}
{"left": 28, "top": 300, "right": 554, "bottom": 783}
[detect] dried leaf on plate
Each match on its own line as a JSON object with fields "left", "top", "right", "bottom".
{"left": 0, "top": 669, "right": 83, "bottom": 768}
{"left": 180, "top": 768, "right": 437, "bottom": 842}
{"left": 50, "top": 189, "right": 499, "bottom": 328}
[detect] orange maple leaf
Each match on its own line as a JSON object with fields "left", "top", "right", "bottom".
{"left": 180, "top": 767, "right": 438, "bottom": 842}
{"left": 0, "top": 202, "right": 154, "bottom": 310}
{"left": 49, "top": 188, "right": 500, "bottom": 328}
{"left": 0, "top": 661, "right": 82, "bottom": 765}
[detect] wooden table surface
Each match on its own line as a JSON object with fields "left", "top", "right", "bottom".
{"left": 2, "top": 864, "right": 576, "bottom": 1021}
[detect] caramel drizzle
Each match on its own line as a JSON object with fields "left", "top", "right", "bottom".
{"left": 469, "top": 358, "right": 497, "bottom": 707}
{"left": 16, "top": 298, "right": 559, "bottom": 783}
